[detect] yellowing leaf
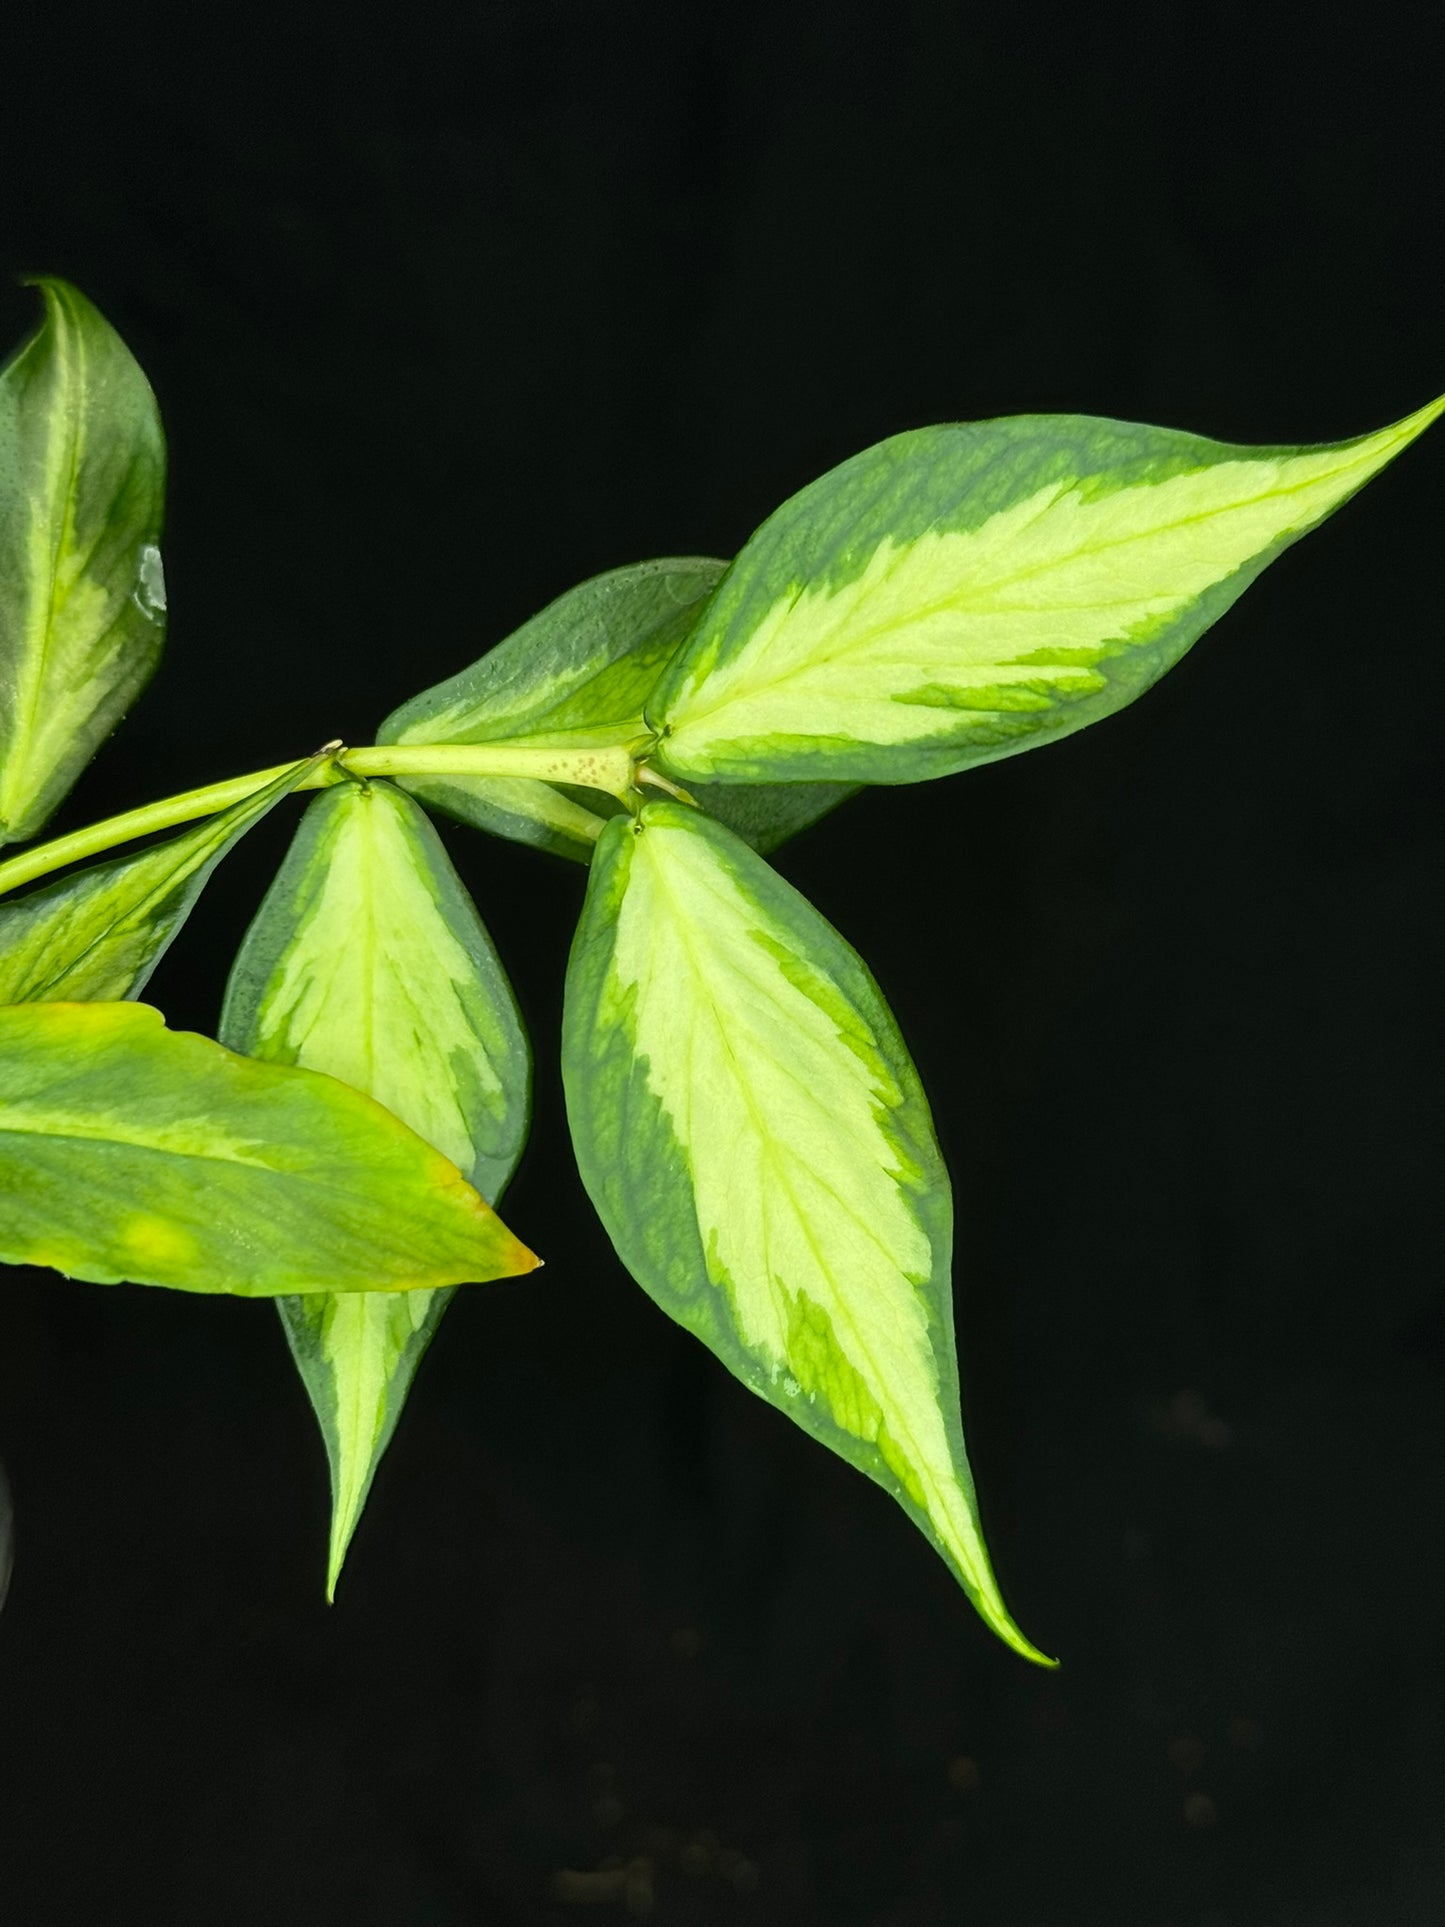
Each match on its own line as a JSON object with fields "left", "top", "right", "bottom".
{"left": 0, "top": 1002, "right": 537, "bottom": 1297}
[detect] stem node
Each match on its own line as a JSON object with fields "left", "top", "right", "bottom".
{"left": 0, "top": 737, "right": 641, "bottom": 898}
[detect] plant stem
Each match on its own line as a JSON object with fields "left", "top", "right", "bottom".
{"left": 0, "top": 740, "right": 637, "bottom": 897}
{"left": 341, "top": 743, "right": 636, "bottom": 793}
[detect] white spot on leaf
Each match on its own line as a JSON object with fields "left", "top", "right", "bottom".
{"left": 133, "top": 543, "right": 166, "bottom": 620}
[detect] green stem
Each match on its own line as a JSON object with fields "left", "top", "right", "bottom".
{"left": 0, "top": 739, "right": 637, "bottom": 898}
{"left": 342, "top": 743, "right": 636, "bottom": 793}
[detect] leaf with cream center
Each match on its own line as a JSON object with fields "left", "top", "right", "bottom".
{"left": 650, "top": 400, "right": 1444, "bottom": 786}
{"left": 220, "top": 779, "right": 531, "bottom": 1595}
{"left": 562, "top": 801, "right": 1050, "bottom": 1663}
{"left": 0, "top": 279, "right": 167, "bottom": 843}
{"left": 380, "top": 557, "right": 854, "bottom": 860}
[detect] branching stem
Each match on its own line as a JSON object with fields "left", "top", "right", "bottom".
{"left": 0, "top": 739, "right": 638, "bottom": 897}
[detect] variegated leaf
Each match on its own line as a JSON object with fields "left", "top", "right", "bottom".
{"left": 0, "top": 280, "right": 166, "bottom": 843}
{"left": 0, "top": 756, "right": 316, "bottom": 1003}
{"left": 0, "top": 1002, "right": 537, "bottom": 1297}
{"left": 649, "top": 401, "right": 1444, "bottom": 786}
{"left": 379, "top": 558, "right": 854, "bottom": 860}
{"left": 562, "top": 801, "right": 1050, "bottom": 1663}
{"left": 220, "top": 779, "right": 531, "bottom": 1595}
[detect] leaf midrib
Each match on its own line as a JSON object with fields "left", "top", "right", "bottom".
{"left": 638, "top": 831, "right": 980, "bottom": 1578}
{"left": 635, "top": 827, "right": 939, "bottom": 1462}
{"left": 0, "top": 1116, "right": 378, "bottom": 1188}
{"left": 671, "top": 437, "right": 1390, "bottom": 728}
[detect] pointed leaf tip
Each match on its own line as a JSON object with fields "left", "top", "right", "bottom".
{"left": 563, "top": 804, "right": 1048, "bottom": 1659}
{"left": 0, "top": 1001, "right": 533, "bottom": 1297}
{"left": 649, "top": 398, "right": 1445, "bottom": 791}
{"left": 220, "top": 779, "right": 535, "bottom": 1597}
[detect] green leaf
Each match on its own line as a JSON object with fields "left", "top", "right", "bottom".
{"left": 378, "top": 557, "right": 717, "bottom": 859}
{"left": 0, "top": 280, "right": 167, "bottom": 843}
{"left": 562, "top": 801, "right": 1051, "bottom": 1663}
{"left": 0, "top": 757, "right": 317, "bottom": 1003}
{"left": 690, "top": 775, "right": 857, "bottom": 857}
{"left": 378, "top": 557, "right": 853, "bottom": 860}
{"left": 220, "top": 779, "right": 531, "bottom": 1595}
{"left": 649, "top": 400, "right": 1445, "bottom": 787}
{"left": 221, "top": 781, "right": 530, "bottom": 1204}
{"left": 0, "top": 1001, "right": 538, "bottom": 1297}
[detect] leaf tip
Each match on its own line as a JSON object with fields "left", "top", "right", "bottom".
{"left": 1365, "top": 389, "right": 1445, "bottom": 466}
{"left": 1404, "top": 388, "right": 1445, "bottom": 434}
{"left": 1004, "top": 1626, "right": 1060, "bottom": 1670}
{"left": 970, "top": 1580, "right": 1056, "bottom": 1668}
{"left": 325, "top": 1511, "right": 358, "bottom": 1605}
{"left": 476, "top": 1221, "right": 542, "bottom": 1284}
{"left": 474, "top": 1192, "right": 542, "bottom": 1279}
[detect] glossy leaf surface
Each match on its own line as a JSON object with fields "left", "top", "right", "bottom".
{"left": 0, "top": 280, "right": 167, "bottom": 843}
{"left": 380, "top": 558, "right": 853, "bottom": 860}
{"left": 651, "top": 401, "right": 1444, "bottom": 786}
{"left": 563, "top": 802, "right": 1049, "bottom": 1662}
{"left": 0, "top": 1002, "right": 537, "bottom": 1297}
{"left": 0, "top": 758, "right": 315, "bottom": 1003}
{"left": 221, "top": 779, "right": 531, "bottom": 1594}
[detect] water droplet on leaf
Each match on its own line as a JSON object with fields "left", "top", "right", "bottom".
{"left": 133, "top": 543, "right": 166, "bottom": 620}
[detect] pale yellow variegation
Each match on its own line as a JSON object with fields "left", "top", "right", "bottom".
{"left": 297, "top": 1287, "right": 439, "bottom": 1593}
{"left": 220, "top": 779, "right": 530, "bottom": 1597}
{"left": 565, "top": 805, "right": 1049, "bottom": 1661}
{"left": 246, "top": 790, "right": 484, "bottom": 1591}
{"left": 614, "top": 827, "right": 941, "bottom": 1519}
{"left": 656, "top": 399, "right": 1444, "bottom": 781}
{"left": 0, "top": 280, "right": 167, "bottom": 842}
{"left": 248, "top": 792, "right": 507, "bottom": 1165}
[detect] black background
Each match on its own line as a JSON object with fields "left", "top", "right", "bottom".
{"left": 1, "top": 4, "right": 1442, "bottom": 1923}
